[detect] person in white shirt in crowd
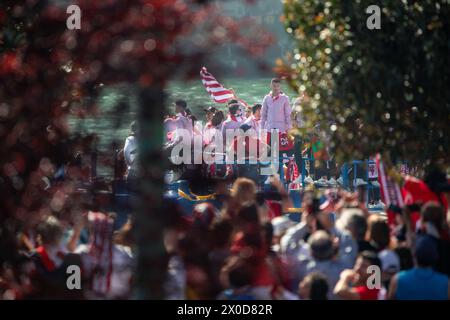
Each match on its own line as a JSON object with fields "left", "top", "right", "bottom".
{"left": 164, "top": 100, "right": 194, "bottom": 153}
{"left": 123, "top": 121, "right": 139, "bottom": 182}
{"left": 174, "top": 100, "right": 193, "bottom": 135}
{"left": 243, "top": 103, "right": 262, "bottom": 134}
{"left": 221, "top": 103, "right": 243, "bottom": 147}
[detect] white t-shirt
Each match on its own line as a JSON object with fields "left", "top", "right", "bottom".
{"left": 124, "top": 135, "right": 138, "bottom": 173}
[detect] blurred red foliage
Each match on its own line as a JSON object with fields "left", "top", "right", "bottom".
{"left": 0, "top": 0, "right": 273, "bottom": 297}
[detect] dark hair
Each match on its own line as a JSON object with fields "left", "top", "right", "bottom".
{"left": 227, "top": 99, "right": 238, "bottom": 106}
{"left": 359, "top": 250, "right": 382, "bottom": 268}
{"left": 348, "top": 213, "right": 367, "bottom": 241}
{"left": 394, "top": 246, "right": 414, "bottom": 270}
{"left": 36, "top": 216, "right": 63, "bottom": 246}
{"left": 262, "top": 221, "right": 273, "bottom": 249}
{"left": 271, "top": 78, "right": 281, "bottom": 84}
{"left": 415, "top": 235, "right": 439, "bottom": 267}
{"left": 252, "top": 104, "right": 262, "bottom": 113}
{"left": 421, "top": 201, "right": 445, "bottom": 232}
{"left": 228, "top": 259, "right": 252, "bottom": 288}
{"left": 211, "top": 110, "right": 224, "bottom": 127}
{"left": 424, "top": 165, "right": 450, "bottom": 193}
{"left": 239, "top": 124, "right": 252, "bottom": 133}
{"left": 307, "top": 272, "right": 329, "bottom": 300}
{"left": 228, "top": 104, "right": 240, "bottom": 115}
{"left": 368, "top": 218, "right": 390, "bottom": 250}
{"left": 210, "top": 219, "right": 233, "bottom": 249}
{"left": 237, "top": 203, "right": 260, "bottom": 226}
{"left": 175, "top": 100, "right": 187, "bottom": 109}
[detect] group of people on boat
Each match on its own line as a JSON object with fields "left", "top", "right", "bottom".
{"left": 154, "top": 78, "right": 325, "bottom": 186}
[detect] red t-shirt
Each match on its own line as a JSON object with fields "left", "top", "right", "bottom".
{"left": 354, "top": 286, "right": 379, "bottom": 300}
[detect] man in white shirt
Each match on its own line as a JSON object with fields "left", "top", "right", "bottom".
{"left": 261, "top": 78, "right": 292, "bottom": 164}
{"left": 221, "top": 103, "right": 242, "bottom": 146}
{"left": 124, "top": 121, "right": 138, "bottom": 181}
{"left": 173, "top": 100, "right": 193, "bottom": 135}
{"left": 244, "top": 103, "right": 262, "bottom": 134}
{"left": 261, "top": 78, "right": 292, "bottom": 132}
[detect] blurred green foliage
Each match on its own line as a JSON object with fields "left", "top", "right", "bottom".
{"left": 281, "top": 0, "right": 449, "bottom": 167}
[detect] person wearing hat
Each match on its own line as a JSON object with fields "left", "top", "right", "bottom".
{"left": 388, "top": 235, "right": 450, "bottom": 300}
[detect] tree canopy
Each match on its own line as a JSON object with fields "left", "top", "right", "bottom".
{"left": 281, "top": 0, "right": 449, "bottom": 167}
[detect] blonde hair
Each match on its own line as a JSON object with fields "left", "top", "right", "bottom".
{"left": 231, "top": 178, "right": 257, "bottom": 204}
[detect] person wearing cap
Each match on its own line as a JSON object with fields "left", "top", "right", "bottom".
{"left": 387, "top": 235, "right": 450, "bottom": 300}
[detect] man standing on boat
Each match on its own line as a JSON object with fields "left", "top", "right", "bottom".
{"left": 173, "top": 99, "right": 193, "bottom": 137}
{"left": 261, "top": 78, "right": 292, "bottom": 136}
{"left": 124, "top": 121, "right": 139, "bottom": 184}
{"left": 261, "top": 78, "right": 292, "bottom": 166}
{"left": 221, "top": 103, "right": 243, "bottom": 145}
{"left": 244, "top": 103, "right": 262, "bottom": 134}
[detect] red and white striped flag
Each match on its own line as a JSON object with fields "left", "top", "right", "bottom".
{"left": 200, "top": 67, "right": 235, "bottom": 103}
{"left": 200, "top": 67, "right": 249, "bottom": 109}
{"left": 88, "top": 211, "right": 114, "bottom": 296}
{"left": 376, "top": 154, "right": 404, "bottom": 227}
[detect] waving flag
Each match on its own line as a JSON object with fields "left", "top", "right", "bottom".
{"left": 200, "top": 67, "right": 235, "bottom": 103}
{"left": 199, "top": 67, "right": 249, "bottom": 108}
{"left": 88, "top": 211, "right": 114, "bottom": 296}
{"left": 376, "top": 154, "right": 404, "bottom": 227}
